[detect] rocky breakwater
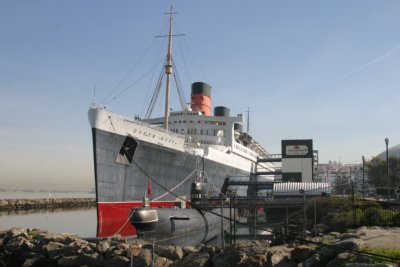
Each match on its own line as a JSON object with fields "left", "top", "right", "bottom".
{"left": 0, "top": 198, "right": 95, "bottom": 211}
{"left": 1, "top": 227, "right": 399, "bottom": 267}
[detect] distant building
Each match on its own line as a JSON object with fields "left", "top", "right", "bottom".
{"left": 317, "top": 161, "right": 371, "bottom": 196}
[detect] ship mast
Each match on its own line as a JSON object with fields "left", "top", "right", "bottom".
{"left": 163, "top": 6, "right": 175, "bottom": 130}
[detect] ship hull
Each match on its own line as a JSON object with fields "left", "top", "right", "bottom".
{"left": 91, "top": 127, "right": 251, "bottom": 237}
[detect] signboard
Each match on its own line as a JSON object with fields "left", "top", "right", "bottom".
{"left": 286, "top": 145, "right": 309, "bottom": 156}
{"left": 282, "top": 139, "right": 313, "bottom": 158}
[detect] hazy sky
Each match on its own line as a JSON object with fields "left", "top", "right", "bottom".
{"left": 1, "top": 1, "right": 399, "bottom": 190}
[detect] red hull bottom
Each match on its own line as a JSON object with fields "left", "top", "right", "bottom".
{"left": 97, "top": 201, "right": 190, "bottom": 237}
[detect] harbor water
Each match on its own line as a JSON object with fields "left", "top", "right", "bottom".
{"left": 0, "top": 191, "right": 97, "bottom": 238}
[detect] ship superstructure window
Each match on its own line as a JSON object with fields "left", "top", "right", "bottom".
{"left": 116, "top": 136, "right": 138, "bottom": 165}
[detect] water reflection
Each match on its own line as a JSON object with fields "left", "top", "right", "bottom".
{"left": 0, "top": 207, "right": 97, "bottom": 238}
{"left": 0, "top": 206, "right": 95, "bottom": 216}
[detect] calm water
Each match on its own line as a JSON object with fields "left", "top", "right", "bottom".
{"left": 0, "top": 192, "right": 97, "bottom": 237}
{"left": 0, "top": 191, "right": 94, "bottom": 199}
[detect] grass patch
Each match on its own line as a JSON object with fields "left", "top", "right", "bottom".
{"left": 362, "top": 246, "right": 400, "bottom": 264}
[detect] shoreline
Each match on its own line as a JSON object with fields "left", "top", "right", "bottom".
{"left": 1, "top": 227, "right": 399, "bottom": 266}
{"left": 0, "top": 198, "right": 96, "bottom": 211}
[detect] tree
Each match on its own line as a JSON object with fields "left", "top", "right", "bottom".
{"left": 366, "top": 157, "right": 400, "bottom": 193}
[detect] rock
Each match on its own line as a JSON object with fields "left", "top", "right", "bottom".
{"left": 138, "top": 248, "right": 153, "bottom": 266}
{"left": 58, "top": 255, "right": 79, "bottom": 266}
{"left": 155, "top": 245, "right": 184, "bottom": 261}
{"left": 291, "top": 245, "right": 314, "bottom": 262}
{"left": 326, "top": 252, "right": 353, "bottom": 267}
{"left": 21, "top": 255, "right": 44, "bottom": 267}
{"left": 43, "top": 241, "right": 65, "bottom": 258}
{"left": 77, "top": 252, "right": 102, "bottom": 266}
{"left": 127, "top": 243, "right": 143, "bottom": 258}
{"left": 200, "top": 245, "right": 215, "bottom": 256}
{"left": 339, "top": 233, "right": 360, "bottom": 240}
{"left": 298, "top": 253, "right": 322, "bottom": 267}
{"left": 182, "top": 246, "right": 199, "bottom": 256}
{"left": 336, "top": 238, "right": 364, "bottom": 251}
{"left": 211, "top": 248, "right": 245, "bottom": 267}
{"left": 267, "top": 249, "right": 292, "bottom": 267}
{"left": 170, "top": 252, "right": 210, "bottom": 267}
{"left": 97, "top": 240, "right": 110, "bottom": 252}
{"left": 112, "top": 248, "right": 126, "bottom": 257}
{"left": 6, "top": 228, "right": 25, "bottom": 240}
{"left": 154, "top": 255, "right": 173, "bottom": 267}
{"left": 117, "top": 242, "right": 129, "bottom": 251}
{"left": 355, "top": 226, "right": 368, "bottom": 237}
{"left": 328, "top": 232, "right": 341, "bottom": 238}
{"left": 236, "top": 257, "right": 264, "bottom": 267}
{"left": 104, "top": 255, "right": 130, "bottom": 267}
{"left": 30, "top": 257, "right": 58, "bottom": 267}
{"left": 235, "top": 241, "right": 268, "bottom": 256}
{"left": 4, "top": 236, "right": 28, "bottom": 253}
{"left": 42, "top": 233, "right": 70, "bottom": 243}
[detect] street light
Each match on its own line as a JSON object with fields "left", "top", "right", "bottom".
{"left": 299, "top": 189, "right": 306, "bottom": 237}
{"left": 385, "top": 138, "right": 390, "bottom": 202}
{"left": 362, "top": 156, "right": 365, "bottom": 200}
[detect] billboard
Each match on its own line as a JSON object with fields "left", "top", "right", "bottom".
{"left": 281, "top": 139, "right": 314, "bottom": 182}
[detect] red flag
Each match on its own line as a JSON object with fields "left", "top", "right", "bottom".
{"left": 147, "top": 177, "right": 152, "bottom": 195}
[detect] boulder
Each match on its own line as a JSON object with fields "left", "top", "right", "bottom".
{"left": 200, "top": 245, "right": 216, "bottom": 256}
{"left": 298, "top": 253, "right": 322, "bottom": 267}
{"left": 104, "top": 255, "right": 130, "bottom": 267}
{"left": 355, "top": 226, "right": 367, "bottom": 236}
{"left": 43, "top": 241, "right": 65, "bottom": 258}
{"left": 326, "top": 252, "right": 353, "bottom": 267}
{"left": 182, "top": 246, "right": 199, "bottom": 256}
{"left": 154, "top": 255, "right": 173, "bottom": 267}
{"left": 155, "top": 245, "right": 184, "bottom": 261}
{"left": 267, "top": 249, "right": 292, "bottom": 267}
{"left": 291, "top": 245, "right": 314, "bottom": 262}
{"left": 97, "top": 240, "right": 110, "bottom": 253}
{"left": 211, "top": 248, "right": 246, "bottom": 267}
{"left": 339, "top": 233, "right": 360, "bottom": 240}
{"left": 21, "top": 255, "right": 44, "bottom": 267}
{"left": 57, "top": 255, "right": 79, "bottom": 266}
{"left": 127, "top": 243, "right": 143, "bottom": 258}
{"left": 328, "top": 232, "right": 341, "bottom": 239}
{"left": 170, "top": 252, "right": 210, "bottom": 267}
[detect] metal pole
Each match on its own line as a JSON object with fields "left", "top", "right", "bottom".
{"left": 233, "top": 191, "right": 236, "bottom": 245}
{"left": 351, "top": 181, "right": 355, "bottom": 226}
{"left": 229, "top": 193, "right": 232, "bottom": 245}
{"left": 286, "top": 205, "right": 289, "bottom": 238}
{"left": 221, "top": 197, "right": 225, "bottom": 249}
{"left": 300, "top": 189, "right": 306, "bottom": 237}
{"left": 385, "top": 138, "right": 390, "bottom": 202}
{"left": 254, "top": 206, "right": 257, "bottom": 239}
{"left": 362, "top": 156, "right": 365, "bottom": 200}
{"left": 314, "top": 201, "right": 317, "bottom": 236}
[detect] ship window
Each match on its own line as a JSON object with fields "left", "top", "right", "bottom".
{"left": 116, "top": 136, "right": 138, "bottom": 165}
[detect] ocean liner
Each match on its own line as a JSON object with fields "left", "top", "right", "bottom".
{"left": 88, "top": 7, "right": 276, "bottom": 237}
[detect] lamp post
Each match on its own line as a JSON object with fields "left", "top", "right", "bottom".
{"left": 300, "top": 189, "right": 306, "bottom": 237}
{"left": 385, "top": 138, "right": 390, "bottom": 202}
{"left": 362, "top": 156, "right": 365, "bottom": 200}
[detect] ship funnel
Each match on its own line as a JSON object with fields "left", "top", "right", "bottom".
{"left": 191, "top": 82, "right": 211, "bottom": 116}
{"left": 214, "top": 106, "right": 230, "bottom": 117}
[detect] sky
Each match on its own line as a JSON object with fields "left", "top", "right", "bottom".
{"left": 1, "top": 1, "right": 399, "bottom": 190}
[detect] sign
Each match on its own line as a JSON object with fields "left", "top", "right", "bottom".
{"left": 286, "top": 145, "right": 309, "bottom": 156}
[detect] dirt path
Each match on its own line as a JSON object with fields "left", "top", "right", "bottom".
{"left": 358, "top": 227, "right": 400, "bottom": 249}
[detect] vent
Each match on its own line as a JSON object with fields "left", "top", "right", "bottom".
{"left": 116, "top": 136, "right": 138, "bottom": 165}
